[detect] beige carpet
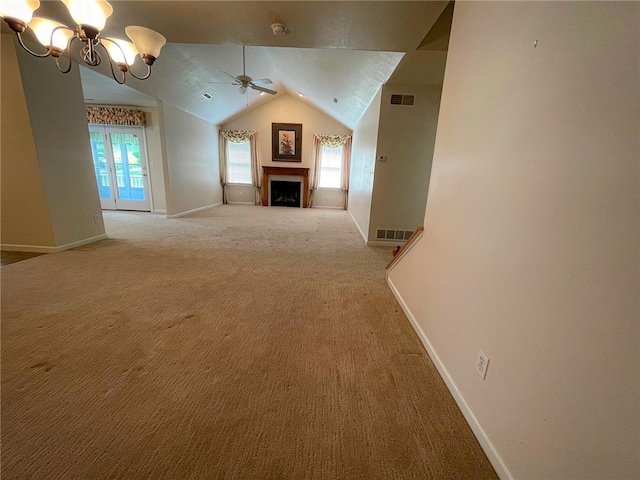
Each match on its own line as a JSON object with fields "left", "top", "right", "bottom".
{"left": 1, "top": 205, "right": 497, "bottom": 479}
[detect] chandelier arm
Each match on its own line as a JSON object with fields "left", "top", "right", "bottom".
{"left": 15, "top": 32, "right": 54, "bottom": 58}
{"left": 128, "top": 64, "right": 152, "bottom": 81}
{"left": 104, "top": 51, "right": 127, "bottom": 85}
{"left": 53, "top": 54, "right": 73, "bottom": 74}
{"left": 49, "top": 25, "right": 75, "bottom": 50}
{"left": 52, "top": 34, "right": 79, "bottom": 74}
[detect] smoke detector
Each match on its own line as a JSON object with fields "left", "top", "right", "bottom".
{"left": 271, "top": 23, "right": 287, "bottom": 36}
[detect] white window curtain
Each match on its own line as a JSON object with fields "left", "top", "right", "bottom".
{"left": 219, "top": 129, "right": 262, "bottom": 205}
{"left": 309, "top": 134, "right": 352, "bottom": 209}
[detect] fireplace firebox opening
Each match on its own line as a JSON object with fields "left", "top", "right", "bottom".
{"left": 270, "top": 180, "right": 301, "bottom": 208}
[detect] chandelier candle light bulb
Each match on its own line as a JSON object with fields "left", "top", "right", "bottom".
{"left": 60, "top": 0, "right": 112, "bottom": 33}
{"left": 125, "top": 25, "right": 166, "bottom": 64}
{"left": 29, "top": 17, "right": 74, "bottom": 54}
{"left": 0, "top": 0, "right": 165, "bottom": 83}
{"left": 0, "top": 0, "right": 40, "bottom": 31}
{"left": 105, "top": 38, "right": 138, "bottom": 67}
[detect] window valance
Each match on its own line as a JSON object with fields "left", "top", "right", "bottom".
{"left": 86, "top": 106, "right": 146, "bottom": 126}
{"left": 221, "top": 129, "right": 256, "bottom": 143}
{"left": 316, "top": 134, "right": 351, "bottom": 148}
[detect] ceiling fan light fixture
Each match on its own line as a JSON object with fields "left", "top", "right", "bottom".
{"left": 209, "top": 47, "right": 277, "bottom": 96}
{"left": 271, "top": 22, "right": 286, "bottom": 36}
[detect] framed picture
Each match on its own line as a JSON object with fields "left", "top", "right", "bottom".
{"left": 272, "top": 123, "right": 302, "bottom": 162}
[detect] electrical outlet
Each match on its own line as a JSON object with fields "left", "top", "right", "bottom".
{"left": 93, "top": 215, "right": 99, "bottom": 223}
{"left": 476, "top": 350, "right": 490, "bottom": 380}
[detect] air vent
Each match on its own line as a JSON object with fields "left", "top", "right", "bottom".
{"left": 376, "top": 229, "right": 415, "bottom": 241}
{"left": 390, "top": 94, "right": 415, "bottom": 106}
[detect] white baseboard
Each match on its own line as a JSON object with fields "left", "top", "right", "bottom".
{"left": 227, "top": 201, "right": 255, "bottom": 205}
{"left": 57, "top": 234, "right": 110, "bottom": 251}
{"left": 386, "top": 276, "right": 513, "bottom": 480}
{"left": 1, "top": 243, "right": 58, "bottom": 253}
{"left": 347, "top": 209, "right": 368, "bottom": 244}
{"left": 166, "top": 202, "right": 223, "bottom": 218}
{"left": 1, "top": 233, "right": 109, "bottom": 253}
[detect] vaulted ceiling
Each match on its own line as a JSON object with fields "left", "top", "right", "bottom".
{"left": 27, "top": 1, "right": 452, "bottom": 129}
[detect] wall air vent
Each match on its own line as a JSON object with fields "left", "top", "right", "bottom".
{"left": 376, "top": 229, "right": 415, "bottom": 241}
{"left": 390, "top": 94, "right": 415, "bottom": 106}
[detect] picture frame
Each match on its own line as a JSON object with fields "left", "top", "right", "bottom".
{"left": 272, "top": 123, "right": 302, "bottom": 162}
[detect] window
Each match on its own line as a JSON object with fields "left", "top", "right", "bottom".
{"left": 227, "top": 140, "right": 252, "bottom": 184}
{"left": 318, "top": 144, "right": 343, "bottom": 188}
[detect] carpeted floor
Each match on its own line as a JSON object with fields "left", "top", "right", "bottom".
{"left": 1, "top": 205, "right": 497, "bottom": 479}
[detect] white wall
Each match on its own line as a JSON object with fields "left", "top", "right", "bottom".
{"left": 222, "top": 94, "right": 351, "bottom": 208}
{"left": 369, "top": 85, "right": 442, "bottom": 240}
{"left": 388, "top": 2, "right": 639, "bottom": 479}
{"left": 1, "top": 34, "right": 56, "bottom": 250}
{"left": 158, "top": 102, "right": 222, "bottom": 217}
{"left": 6, "top": 35, "right": 106, "bottom": 250}
{"left": 141, "top": 106, "right": 167, "bottom": 214}
{"left": 348, "top": 88, "right": 382, "bottom": 241}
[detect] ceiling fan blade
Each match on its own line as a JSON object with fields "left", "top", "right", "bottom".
{"left": 251, "top": 78, "right": 273, "bottom": 86}
{"left": 220, "top": 71, "right": 239, "bottom": 83}
{"left": 250, "top": 84, "right": 277, "bottom": 95}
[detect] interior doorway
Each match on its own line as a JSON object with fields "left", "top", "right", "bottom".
{"left": 89, "top": 125, "right": 151, "bottom": 211}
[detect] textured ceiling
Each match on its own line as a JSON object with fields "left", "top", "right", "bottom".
{"left": 30, "top": 1, "right": 450, "bottom": 129}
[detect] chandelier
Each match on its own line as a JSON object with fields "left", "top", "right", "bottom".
{"left": 0, "top": 0, "right": 166, "bottom": 84}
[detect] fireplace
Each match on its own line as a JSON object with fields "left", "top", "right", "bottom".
{"left": 271, "top": 181, "right": 301, "bottom": 208}
{"left": 262, "top": 167, "right": 310, "bottom": 207}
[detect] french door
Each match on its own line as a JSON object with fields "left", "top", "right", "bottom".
{"left": 89, "top": 125, "right": 151, "bottom": 211}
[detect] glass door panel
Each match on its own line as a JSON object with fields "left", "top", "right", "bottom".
{"left": 88, "top": 125, "right": 151, "bottom": 211}
{"left": 89, "top": 128, "right": 116, "bottom": 210}
{"left": 110, "top": 132, "right": 146, "bottom": 202}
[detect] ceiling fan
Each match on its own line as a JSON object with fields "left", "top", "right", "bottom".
{"left": 210, "top": 46, "right": 277, "bottom": 96}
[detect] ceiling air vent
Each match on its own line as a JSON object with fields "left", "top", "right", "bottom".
{"left": 390, "top": 94, "right": 415, "bottom": 106}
